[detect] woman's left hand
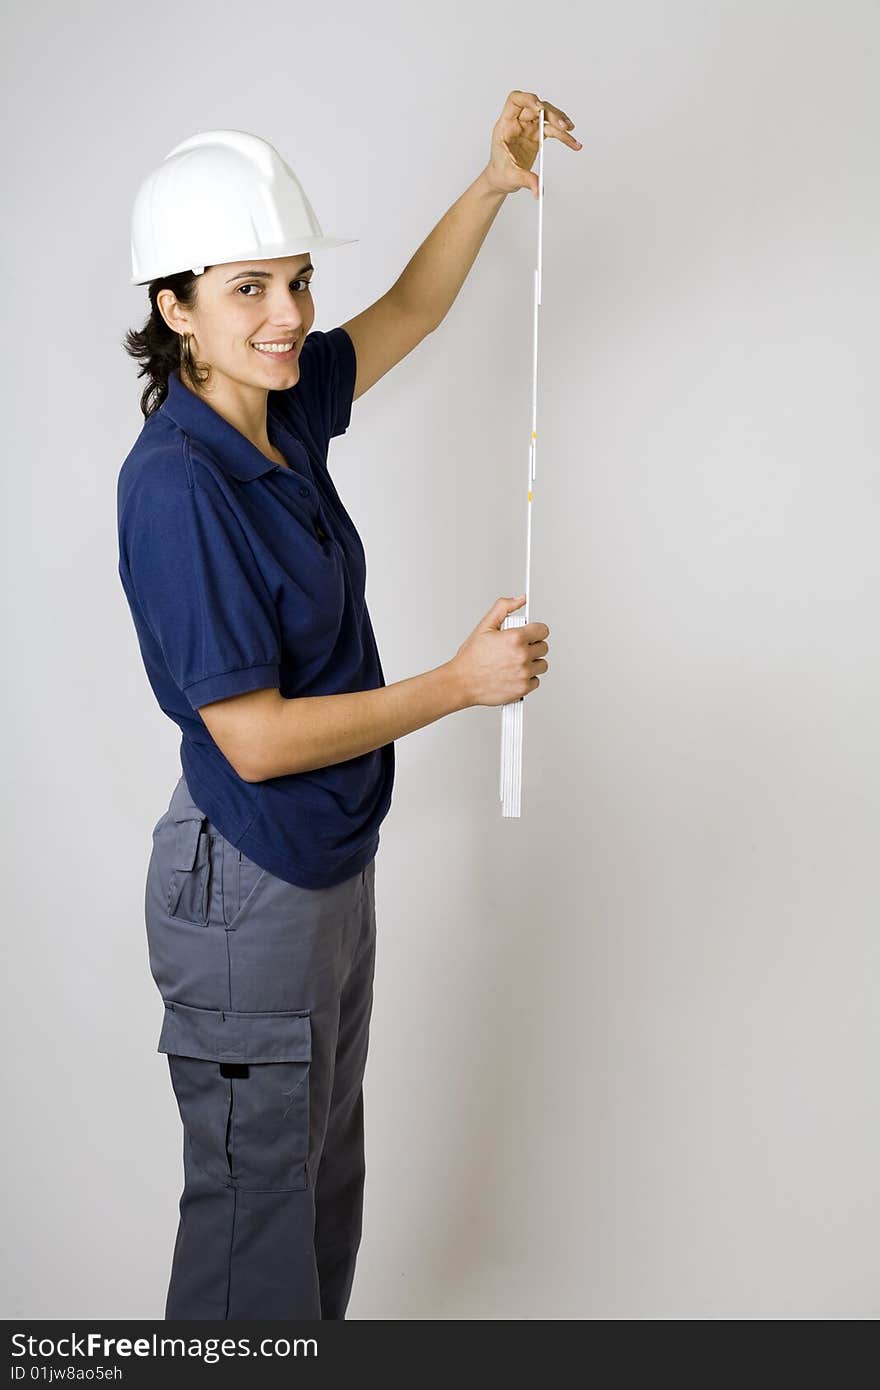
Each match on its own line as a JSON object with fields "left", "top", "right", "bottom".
{"left": 483, "top": 90, "right": 582, "bottom": 200}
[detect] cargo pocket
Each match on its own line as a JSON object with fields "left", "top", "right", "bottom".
{"left": 166, "top": 816, "right": 212, "bottom": 926}
{"left": 159, "top": 1000, "right": 312, "bottom": 1192}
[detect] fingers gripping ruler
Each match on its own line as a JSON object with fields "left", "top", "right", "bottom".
{"left": 500, "top": 106, "right": 544, "bottom": 817}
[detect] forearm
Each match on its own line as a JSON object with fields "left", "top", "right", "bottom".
{"left": 250, "top": 662, "right": 472, "bottom": 781}
{"left": 388, "top": 167, "right": 508, "bottom": 329}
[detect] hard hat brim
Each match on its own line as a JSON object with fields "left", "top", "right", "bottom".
{"left": 131, "top": 234, "right": 359, "bottom": 287}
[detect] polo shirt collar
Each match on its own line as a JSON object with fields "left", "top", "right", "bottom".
{"left": 160, "top": 368, "right": 284, "bottom": 482}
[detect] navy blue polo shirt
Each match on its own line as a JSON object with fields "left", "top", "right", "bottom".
{"left": 117, "top": 326, "right": 395, "bottom": 889}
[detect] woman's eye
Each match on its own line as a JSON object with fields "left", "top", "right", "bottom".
{"left": 238, "top": 279, "right": 313, "bottom": 296}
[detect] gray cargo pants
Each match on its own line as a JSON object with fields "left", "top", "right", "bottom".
{"left": 144, "top": 774, "right": 377, "bottom": 1320}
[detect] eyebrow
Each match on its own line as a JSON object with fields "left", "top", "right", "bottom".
{"left": 225, "top": 264, "right": 315, "bottom": 284}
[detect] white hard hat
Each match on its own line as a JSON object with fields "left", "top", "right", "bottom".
{"left": 130, "top": 128, "right": 357, "bottom": 286}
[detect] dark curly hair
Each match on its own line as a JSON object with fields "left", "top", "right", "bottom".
{"left": 121, "top": 268, "right": 213, "bottom": 419}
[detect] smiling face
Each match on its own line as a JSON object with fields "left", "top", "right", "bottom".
{"left": 159, "top": 254, "right": 317, "bottom": 390}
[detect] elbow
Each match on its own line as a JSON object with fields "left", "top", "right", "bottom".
{"left": 236, "top": 738, "right": 274, "bottom": 784}
{"left": 198, "top": 687, "right": 283, "bottom": 785}
{"left": 236, "top": 759, "right": 264, "bottom": 785}
{"left": 221, "top": 740, "right": 267, "bottom": 785}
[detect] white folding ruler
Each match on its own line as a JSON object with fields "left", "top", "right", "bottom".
{"left": 500, "top": 104, "right": 545, "bottom": 817}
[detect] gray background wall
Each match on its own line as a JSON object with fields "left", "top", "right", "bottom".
{"left": 3, "top": 0, "right": 878, "bottom": 1318}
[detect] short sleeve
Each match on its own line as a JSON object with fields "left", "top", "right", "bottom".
{"left": 121, "top": 468, "right": 282, "bottom": 711}
{"left": 280, "top": 326, "right": 357, "bottom": 454}
{"left": 325, "top": 325, "right": 357, "bottom": 439}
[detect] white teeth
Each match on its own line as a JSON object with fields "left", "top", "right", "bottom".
{"left": 253, "top": 340, "right": 297, "bottom": 354}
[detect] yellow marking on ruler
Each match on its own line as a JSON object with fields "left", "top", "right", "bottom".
{"left": 531, "top": 431, "right": 537, "bottom": 440}
{"left": 528, "top": 490, "right": 533, "bottom": 502}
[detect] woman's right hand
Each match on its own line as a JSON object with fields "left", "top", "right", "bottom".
{"left": 451, "top": 595, "right": 550, "bottom": 708}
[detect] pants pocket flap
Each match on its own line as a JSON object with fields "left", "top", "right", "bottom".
{"left": 159, "top": 1000, "right": 311, "bottom": 1064}
{"left": 171, "top": 817, "right": 206, "bottom": 872}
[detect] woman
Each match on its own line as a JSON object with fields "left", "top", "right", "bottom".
{"left": 117, "top": 94, "right": 574, "bottom": 1321}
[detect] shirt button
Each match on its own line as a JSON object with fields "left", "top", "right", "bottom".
{"left": 298, "top": 485, "right": 310, "bottom": 497}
